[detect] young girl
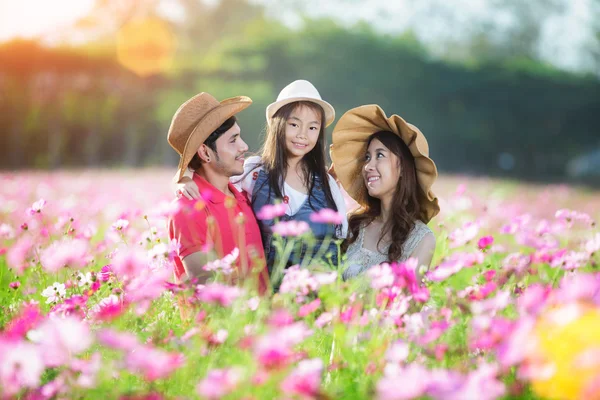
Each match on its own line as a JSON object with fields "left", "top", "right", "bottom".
{"left": 329, "top": 104, "right": 439, "bottom": 281}
{"left": 177, "top": 80, "right": 348, "bottom": 274}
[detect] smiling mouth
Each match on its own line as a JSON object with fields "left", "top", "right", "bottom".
{"left": 235, "top": 155, "right": 245, "bottom": 162}
{"left": 366, "top": 176, "right": 380, "bottom": 187}
{"left": 292, "top": 142, "right": 308, "bottom": 148}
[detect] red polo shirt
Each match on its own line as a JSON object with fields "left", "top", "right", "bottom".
{"left": 168, "top": 173, "right": 268, "bottom": 293}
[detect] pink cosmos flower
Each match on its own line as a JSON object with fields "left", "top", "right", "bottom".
{"left": 309, "top": 208, "right": 344, "bottom": 225}
{"left": 6, "top": 235, "right": 34, "bottom": 274}
{"left": 9, "top": 281, "right": 20, "bottom": 289}
{"left": 254, "top": 322, "right": 313, "bottom": 370}
{"left": 272, "top": 220, "right": 310, "bottom": 237}
{"left": 111, "top": 248, "right": 150, "bottom": 279}
{"left": 367, "top": 263, "right": 395, "bottom": 289}
{"left": 279, "top": 266, "right": 319, "bottom": 296}
{"left": 448, "top": 221, "right": 480, "bottom": 248}
{"left": 125, "top": 345, "right": 185, "bottom": 381}
{"left": 197, "top": 367, "right": 243, "bottom": 400}
{"left": 40, "top": 238, "right": 90, "bottom": 273}
{"left": 268, "top": 309, "right": 295, "bottom": 327}
{"left": 385, "top": 340, "right": 410, "bottom": 363}
{"left": 203, "top": 247, "right": 239, "bottom": 275}
{"left": 256, "top": 203, "right": 287, "bottom": 220}
{"left": 196, "top": 283, "right": 243, "bottom": 307}
{"left": 99, "top": 264, "right": 114, "bottom": 282}
{"left": 298, "top": 299, "right": 321, "bottom": 317}
{"left": 280, "top": 358, "right": 324, "bottom": 398}
{"left": 0, "top": 341, "right": 45, "bottom": 396}
{"left": 111, "top": 219, "right": 130, "bottom": 231}
{"left": 0, "top": 223, "right": 15, "bottom": 239}
{"left": 376, "top": 363, "right": 430, "bottom": 400}
{"left": 37, "top": 316, "right": 93, "bottom": 367}
{"left": 90, "top": 295, "right": 127, "bottom": 322}
{"left": 97, "top": 329, "right": 140, "bottom": 351}
{"left": 585, "top": 233, "right": 600, "bottom": 256}
{"left": 315, "top": 312, "right": 333, "bottom": 328}
{"left": 27, "top": 198, "right": 47, "bottom": 215}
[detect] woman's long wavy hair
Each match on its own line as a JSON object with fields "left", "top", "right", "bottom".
{"left": 341, "top": 131, "right": 421, "bottom": 262}
{"left": 250, "top": 101, "right": 337, "bottom": 212}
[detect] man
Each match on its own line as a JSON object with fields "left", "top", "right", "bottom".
{"left": 167, "top": 93, "right": 268, "bottom": 292}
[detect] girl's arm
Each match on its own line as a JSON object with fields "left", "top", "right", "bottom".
{"left": 175, "top": 168, "right": 199, "bottom": 200}
{"left": 327, "top": 174, "right": 348, "bottom": 238}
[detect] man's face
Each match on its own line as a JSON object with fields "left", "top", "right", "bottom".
{"left": 205, "top": 122, "right": 249, "bottom": 177}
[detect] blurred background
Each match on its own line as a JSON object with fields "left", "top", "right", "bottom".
{"left": 1, "top": 0, "right": 599, "bottom": 184}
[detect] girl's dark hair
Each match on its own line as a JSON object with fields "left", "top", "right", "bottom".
{"left": 341, "top": 130, "right": 421, "bottom": 262}
{"left": 188, "top": 116, "right": 237, "bottom": 170}
{"left": 251, "top": 101, "right": 337, "bottom": 212}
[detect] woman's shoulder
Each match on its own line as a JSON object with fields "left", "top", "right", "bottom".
{"left": 244, "top": 155, "right": 263, "bottom": 170}
{"left": 413, "top": 220, "right": 433, "bottom": 236}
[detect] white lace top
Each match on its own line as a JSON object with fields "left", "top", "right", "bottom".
{"left": 342, "top": 220, "right": 433, "bottom": 280}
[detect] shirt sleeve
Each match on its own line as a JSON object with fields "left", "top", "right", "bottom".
{"left": 231, "top": 155, "right": 262, "bottom": 194}
{"left": 328, "top": 174, "right": 348, "bottom": 238}
{"left": 168, "top": 201, "right": 208, "bottom": 259}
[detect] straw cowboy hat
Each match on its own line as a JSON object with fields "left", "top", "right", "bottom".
{"left": 266, "top": 80, "right": 335, "bottom": 127}
{"left": 330, "top": 104, "right": 440, "bottom": 223}
{"left": 168, "top": 93, "right": 252, "bottom": 183}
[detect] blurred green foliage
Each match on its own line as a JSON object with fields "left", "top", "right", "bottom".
{"left": 0, "top": 1, "right": 598, "bottom": 184}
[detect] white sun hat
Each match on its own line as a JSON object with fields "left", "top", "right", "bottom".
{"left": 266, "top": 80, "right": 335, "bottom": 127}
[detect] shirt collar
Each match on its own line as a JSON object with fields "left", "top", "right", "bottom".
{"left": 193, "top": 173, "right": 245, "bottom": 204}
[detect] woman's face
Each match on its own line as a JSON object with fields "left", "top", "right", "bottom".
{"left": 362, "top": 138, "right": 401, "bottom": 201}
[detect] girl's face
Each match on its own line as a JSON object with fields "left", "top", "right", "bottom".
{"left": 362, "top": 138, "right": 401, "bottom": 201}
{"left": 284, "top": 105, "right": 321, "bottom": 161}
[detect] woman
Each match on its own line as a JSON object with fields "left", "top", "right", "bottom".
{"left": 329, "top": 104, "right": 440, "bottom": 280}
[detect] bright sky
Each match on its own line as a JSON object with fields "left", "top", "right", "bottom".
{"left": 0, "top": 0, "right": 594, "bottom": 71}
{"left": 0, "top": 0, "right": 95, "bottom": 41}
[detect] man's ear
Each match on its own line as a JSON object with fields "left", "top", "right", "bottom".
{"left": 197, "top": 144, "right": 212, "bottom": 163}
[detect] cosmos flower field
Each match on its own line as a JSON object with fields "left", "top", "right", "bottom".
{"left": 1, "top": 169, "right": 599, "bottom": 399}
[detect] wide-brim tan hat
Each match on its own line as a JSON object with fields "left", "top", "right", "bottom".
{"left": 167, "top": 92, "right": 252, "bottom": 182}
{"left": 330, "top": 104, "right": 440, "bottom": 223}
{"left": 266, "top": 80, "right": 335, "bottom": 127}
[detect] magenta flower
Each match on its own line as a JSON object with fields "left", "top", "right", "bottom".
{"left": 90, "top": 295, "right": 127, "bottom": 322}
{"left": 272, "top": 220, "right": 310, "bottom": 237}
{"left": 477, "top": 235, "right": 494, "bottom": 250}
{"left": 254, "top": 322, "right": 313, "bottom": 370}
{"left": 268, "top": 309, "right": 295, "bottom": 327}
{"left": 9, "top": 281, "right": 20, "bottom": 289}
{"left": 280, "top": 358, "right": 324, "bottom": 398}
{"left": 3, "top": 303, "right": 44, "bottom": 340}
{"left": 197, "top": 367, "right": 243, "bottom": 400}
{"left": 257, "top": 203, "right": 287, "bottom": 220}
{"left": 309, "top": 208, "right": 343, "bottom": 225}
{"left": 99, "top": 264, "right": 114, "bottom": 282}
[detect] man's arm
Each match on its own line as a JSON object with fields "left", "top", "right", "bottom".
{"left": 181, "top": 251, "right": 216, "bottom": 284}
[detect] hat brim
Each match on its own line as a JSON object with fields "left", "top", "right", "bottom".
{"left": 175, "top": 97, "right": 251, "bottom": 182}
{"left": 330, "top": 104, "right": 440, "bottom": 223}
{"left": 266, "top": 97, "right": 335, "bottom": 127}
